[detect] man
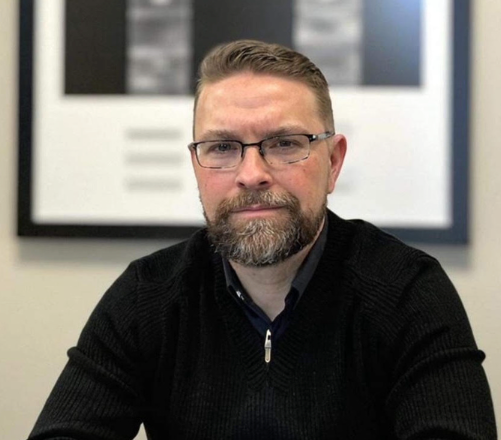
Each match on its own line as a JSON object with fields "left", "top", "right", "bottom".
{"left": 28, "top": 40, "right": 496, "bottom": 439}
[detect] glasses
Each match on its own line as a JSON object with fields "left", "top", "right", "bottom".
{"left": 188, "top": 131, "right": 334, "bottom": 169}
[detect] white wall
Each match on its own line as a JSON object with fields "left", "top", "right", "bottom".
{"left": 1, "top": 1, "right": 499, "bottom": 438}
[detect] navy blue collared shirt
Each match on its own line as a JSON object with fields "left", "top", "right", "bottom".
{"left": 223, "top": 218, "right": 328, "bottom": 340}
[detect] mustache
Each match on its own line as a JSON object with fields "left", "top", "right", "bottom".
{"left": 215, "top": 191, "right": 300, "bottom": 218}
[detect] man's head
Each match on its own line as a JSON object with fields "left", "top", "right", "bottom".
{"left": 190, "top": 40, "right": 346, "bottom": 267}
{"left": 194, "top": 40, "right": 335, "bottom": 132}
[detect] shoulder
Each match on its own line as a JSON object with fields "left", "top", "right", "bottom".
{"left": 129, "top": 228, "right": 212, "bottom": 285}
{"left": 327, "top": 211, "right": 458, "bottom": 318}
{"left": 80, "top": 229, "right": 214, "bottom": 348}
{"left": 346, "top": 219, "right": 434, "bottom": 285}
{"left": 328, "top": 212, "right": 472, "bottom": 345}
{"left": 93, "top": 228, "right": 213, "bottom": 319}
{"left": 327, "top": 210, "right": 435, "bottom": 287}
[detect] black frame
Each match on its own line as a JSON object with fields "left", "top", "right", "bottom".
{"left": 18, "top": 0, "right": 471, "bottom": 242}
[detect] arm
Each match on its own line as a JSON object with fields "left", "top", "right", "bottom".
{"left": 28, "top": 264, "right": 146, "bottom": 440}
{"left": 379, "top": 258, "right": 497, "bottom": 439}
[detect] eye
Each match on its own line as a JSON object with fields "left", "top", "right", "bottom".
{"left": 205, "top": 142, "right": 239, "bottom": 154}
{"left": 268, "top": 136, "right": 302, "bottom": 149}
{"left": 278, "top": 139, "right": 294, "bottom": 147}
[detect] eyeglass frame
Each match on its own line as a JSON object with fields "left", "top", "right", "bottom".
{"left": 188, "top": 131, "right": 335, "bottom": 169}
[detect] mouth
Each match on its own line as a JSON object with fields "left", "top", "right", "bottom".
{"left": 232, "top": 204, "right": 282, "bottom": 212}
{"left": 230, "top": 204, "right": 285, "bottom": 218}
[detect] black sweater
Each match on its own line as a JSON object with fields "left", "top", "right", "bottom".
{"left": 29, "top": 212, "right": 497, "bottom": 439}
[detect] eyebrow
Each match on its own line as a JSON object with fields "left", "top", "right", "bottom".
{"left": 263, "top": 125, "right": 310, "bottom": 138}
{"left": 198, "top": 125, "right": 310, "bottom": 141}
{"left": 199, "top": 129, "right": 238, "bottom": 140}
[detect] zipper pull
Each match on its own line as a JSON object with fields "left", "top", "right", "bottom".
{"left": 264, "top": 329, "right": 272, "bottom": 363}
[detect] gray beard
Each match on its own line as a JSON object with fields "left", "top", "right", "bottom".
{"left": 204, "top": 190, "right": 325, "bottom": 267}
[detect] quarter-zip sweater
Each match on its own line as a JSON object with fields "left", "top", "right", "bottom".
{"left": 29, "top": 211, "right": 497, "bottom": 440}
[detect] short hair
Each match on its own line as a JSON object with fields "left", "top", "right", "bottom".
{"left": 194, "top": 40, "right": 334, "bottom": 131}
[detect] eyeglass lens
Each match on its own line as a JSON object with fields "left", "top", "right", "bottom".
{"left": 196, "top": 134, "right": 311, "bottom": 168}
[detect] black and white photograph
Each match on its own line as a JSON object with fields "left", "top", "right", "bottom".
{"left": 126, "top": 0, "right": 192, "bottom": 95}
{"left": 65, "top": 0, "right": 193, "bottom": 95}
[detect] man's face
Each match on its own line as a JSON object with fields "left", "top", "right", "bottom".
{"left": 192, "top": 72, "right": 346, "bottom": 266}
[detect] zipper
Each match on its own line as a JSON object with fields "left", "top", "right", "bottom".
{"left": 264, "top": 329, "right": 272, "bottom": 363}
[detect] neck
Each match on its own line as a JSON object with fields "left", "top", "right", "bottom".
{"left": 229, "top": 221, "right": 323, "bottom": 321}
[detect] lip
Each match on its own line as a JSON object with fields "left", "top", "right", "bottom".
{"left": 231, "top": 205, "right": 284, "bottom": 216}
{"left": 232, "top": 204, "right": 282, "bottom": 212}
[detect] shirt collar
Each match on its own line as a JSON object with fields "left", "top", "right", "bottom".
{"left": 222, "top": 216, "right": 329, "bottom": 302}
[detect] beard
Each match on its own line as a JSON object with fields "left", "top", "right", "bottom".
{"left": 204, "top": 190, "right": 326, "bottom": 267}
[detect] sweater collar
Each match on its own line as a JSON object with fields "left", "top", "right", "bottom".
{"left": 221, "top": 215, "right": 329, "bottom": 304}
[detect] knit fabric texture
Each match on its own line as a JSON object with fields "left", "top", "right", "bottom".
{"left": 28, "top": 211, "right": 497, "bottom": 439}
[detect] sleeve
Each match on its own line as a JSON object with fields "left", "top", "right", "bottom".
{"left": 27, "top": 263, "right": 147, "bottom": 440}
{"left": 379, "top": 257, "right": 497, "bottom": 439}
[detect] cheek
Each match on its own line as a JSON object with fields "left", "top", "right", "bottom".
{"left": 280, "top": 170, "right": 320, "bottom": 209}
{"left": 195, "top": 172, "right": 231, "bottom": 215}
{"left": 301, "top": 171, "right": 332, "bottom": 211}
{"left": 194, "top": 168, "right": 215, "bottom": 193}
{"left": 294, "top": 162, "right": 331, "bottom": 195}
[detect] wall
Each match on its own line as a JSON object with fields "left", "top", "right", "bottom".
{"left": 1, "top": 0, "right": 500, "bottom": 438}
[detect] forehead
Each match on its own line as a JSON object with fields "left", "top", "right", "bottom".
{"left": 194, "top": 73, "right": 322, "bottom": 138}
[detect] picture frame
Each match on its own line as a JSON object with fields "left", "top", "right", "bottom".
{"left": 18, "top": 0, "right": 470, "bottom": 243}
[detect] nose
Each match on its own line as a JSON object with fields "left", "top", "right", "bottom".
{"left": 234, "top": 145, "right": 273, "bottom": 190}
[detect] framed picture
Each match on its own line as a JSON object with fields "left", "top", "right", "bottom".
{"left": 18, "top": 0, "right": 470, "bottom": 242}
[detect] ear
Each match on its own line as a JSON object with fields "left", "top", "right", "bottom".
{"left": 327, "top": 134, "right": 347, "bottom": 193}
